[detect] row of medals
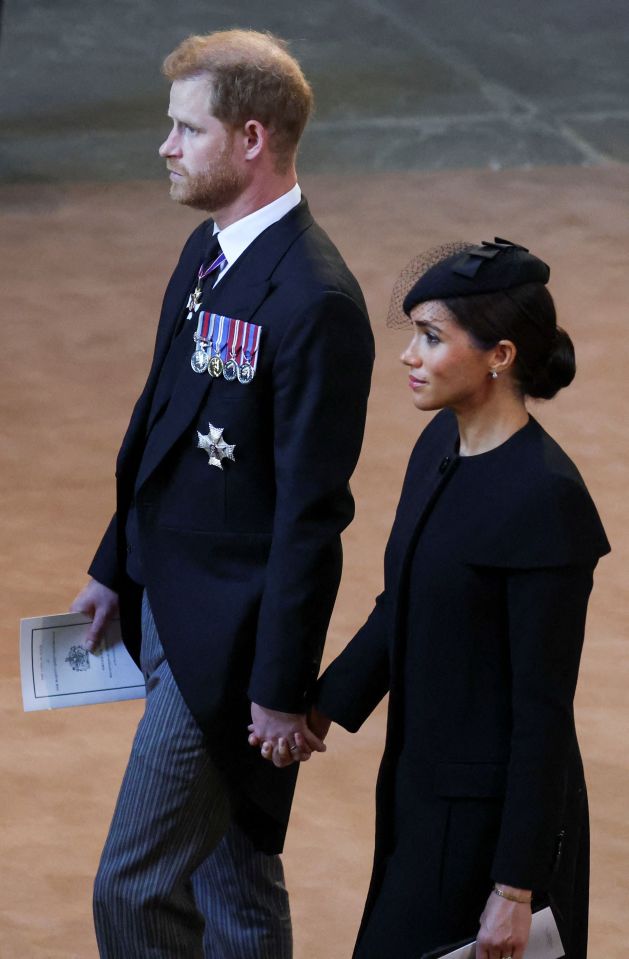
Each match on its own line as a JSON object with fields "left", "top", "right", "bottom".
{"left": 191, "top": 334, "right": 255, "bottom": 384}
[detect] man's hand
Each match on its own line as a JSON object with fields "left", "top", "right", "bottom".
{"left": 248, "top": 702, "right": 326, "bottom": 768}
{"left": 70, "top": 578, "right": 119, "bottom": 652}
{"left": 476, "top": 885, "right": 532, "bottom": 959}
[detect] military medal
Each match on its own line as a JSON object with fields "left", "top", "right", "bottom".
{"left": 191, "top": 313, "right": 263, "bottom": 384}
{"left": 191, "top": 348, "right": 209, "bottom": 374}
{"left": 236, "top": 322, "right": 262, "bottom": 384}
{"left": 186, "top": 247, "right": 227, "bottom": 319}
{"left": 197, "top": 422, "right": 236, "bottom": 469}
{"left": 237, "top": 358, "right": 254, "bottom": 384}
{"left": 208, "top": 352, "right": 224, "bottom": 378}
{"left": 190, "top": 310, "right": 213, "bottom": 373}
{"left": 223, "top": 356, "right": 238, "bottom": 381}
{"left": 222, "top": 319, "right": 240, "bottom": 381}
{"left": 186, "top": 284, "right": 203, "bottom": 318}
{"left": 207, "top": 314, "right": 226, "bottom": 377}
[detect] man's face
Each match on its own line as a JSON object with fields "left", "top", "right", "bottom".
{"left": 159, "top": 76, "right": 248, "bottom": 212}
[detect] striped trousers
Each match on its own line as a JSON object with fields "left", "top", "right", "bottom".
{"left": 93, "top": 594, "right": 292, "bottom": 958}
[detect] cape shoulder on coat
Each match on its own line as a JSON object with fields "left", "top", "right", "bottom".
{"left": 316, "top": 407, "right": 610, "bottom": 735}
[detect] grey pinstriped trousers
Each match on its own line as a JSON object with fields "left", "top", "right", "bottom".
{"left": 93, "top": 594, "right": 292, "bottom": 958}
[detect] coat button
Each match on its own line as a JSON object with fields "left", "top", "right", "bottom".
{"left": 439, "top": 456, "right": 451, "bottom": 474}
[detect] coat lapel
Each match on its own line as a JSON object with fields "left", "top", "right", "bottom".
{"left": 389, "top": 412, "right": 459, "bottom": 577}
{"left": 385, "top": 413, "right": 460, "bottom": 651}
{"left": 115, "top": 221, "right": 210, "bottom": 481}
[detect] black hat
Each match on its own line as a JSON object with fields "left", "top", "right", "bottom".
{"left": 402, "top": 238, "right": 550, "bottom": 316}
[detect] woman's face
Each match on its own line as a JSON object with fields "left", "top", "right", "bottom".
{"left": 401, "top": 301, "right": 494, "bottom": 413}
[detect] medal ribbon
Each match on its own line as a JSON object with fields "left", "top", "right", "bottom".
{"left": 197, "top": 249, "right": 227, "bottom": 284}
{"left": 214, "top": 314, "right": 226, "bottom": 358}
{"left": 239, "top": 321, "right": 262, "bottom": 372}
{"left": 196, "top": 313, "right": 232, "bottom": 356}
{"left": 226, "top": 318, "right": 240, "bottom": 359}
{"left": 187, "top": 246, "right": 227, "bottom": 319}
{"left": 194, "top": 310, "right": 213, "bottom": 345}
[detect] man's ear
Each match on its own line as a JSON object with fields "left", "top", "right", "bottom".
{"left": 241, "top": 120, "right": 266, "bottom": 161}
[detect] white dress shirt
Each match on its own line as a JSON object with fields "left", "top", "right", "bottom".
{"left": 213, "top": 183, "right": 302, "bottom": 284}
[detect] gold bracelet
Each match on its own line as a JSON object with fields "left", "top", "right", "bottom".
{"left": 493, "top": 885, "right": 532, "bottom": 904}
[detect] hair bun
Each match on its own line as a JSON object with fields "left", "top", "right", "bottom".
{"left": 525, "top": 326, "right": 576, "bottom": 399}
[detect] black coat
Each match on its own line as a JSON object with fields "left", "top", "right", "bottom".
{"left": 89, "top": 199, "right": 374, "bottom": 853}
{"left": 316, "top": 410, "right": 609, "bottom": 958}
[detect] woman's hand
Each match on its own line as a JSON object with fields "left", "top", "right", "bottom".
{"left": 262, "top": 731, "right": 315, "bottom": 767}
{"left": 308, "top": 704, "right": 332, "bottom": 743}
{"left": 476, "top": 886, "right": 532, "bottom": 959}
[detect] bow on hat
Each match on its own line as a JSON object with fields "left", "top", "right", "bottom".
{"left": 452, "top": 238, "right": 530, "bottom": 278}
{"left": 402, "top": 237, "right": 550, "bottom": 315}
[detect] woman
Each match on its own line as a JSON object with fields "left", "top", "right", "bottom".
{"left": 257, "top": 238, "right": 610, "bottom": 958}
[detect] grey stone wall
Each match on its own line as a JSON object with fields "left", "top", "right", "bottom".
{"left": 1, "top": 0, "right": 628, "bottom": 182}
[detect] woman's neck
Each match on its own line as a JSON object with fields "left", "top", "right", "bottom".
{"left": 454, "top": 392, "right": 529, "bottom": 457}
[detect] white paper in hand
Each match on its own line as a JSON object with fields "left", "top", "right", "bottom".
{"left": 426, "top": 906, "right": 564, "bottom": 959}
{"left": 20, "top": 612, "right": 145, "bottom": 711}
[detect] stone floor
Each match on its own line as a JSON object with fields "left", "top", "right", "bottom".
{"left": 1, "top": 165, "right": 628, "bottom": 957}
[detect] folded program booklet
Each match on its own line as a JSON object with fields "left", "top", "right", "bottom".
{"left": 20, "top": 612, "right": 145, "bottom": 711}
{"left": 420, "top": 906, "right": 564, "bottom": 959}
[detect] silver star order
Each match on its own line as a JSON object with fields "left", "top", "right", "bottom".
{"left": 197, "top": 423, "right": 236, "bottom": 469}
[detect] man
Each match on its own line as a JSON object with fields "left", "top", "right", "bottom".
{"left": 71, "top": 29, "right": 373, "bottom": 959}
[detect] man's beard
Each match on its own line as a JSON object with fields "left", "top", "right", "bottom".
{"left": 169, "top": 142, "right": 247, "bottom": 212}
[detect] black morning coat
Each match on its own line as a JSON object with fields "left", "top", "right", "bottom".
{"left": 88, "top": 199, "right": 375, "bottom": 853}
{"left": 316, "top": 409, "right": 610, "bottom": 958}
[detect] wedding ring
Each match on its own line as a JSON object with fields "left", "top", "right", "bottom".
{"left": 289, "top": 743, "right": 300, "bottom": 753}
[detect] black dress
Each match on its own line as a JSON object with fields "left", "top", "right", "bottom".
{"left": 316, "top": 411, "right": 609, "bottom": 958}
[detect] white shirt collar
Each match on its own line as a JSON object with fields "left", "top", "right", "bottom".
{"left": 213, "top": 183, "right": 302, "bottom": 281}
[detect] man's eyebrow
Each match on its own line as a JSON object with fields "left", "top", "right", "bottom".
{"left": 167, "top": 113, "right": 206, "bottom": 128}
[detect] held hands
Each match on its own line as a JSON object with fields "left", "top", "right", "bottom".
{"left": 70, "top": 578, "right": 119, "bottom": 652}
{"left": 476, "top": 885, "right": 532, "bottom": 959}
{"left": 248, "top": 703, "right": 331, "bottom": 768}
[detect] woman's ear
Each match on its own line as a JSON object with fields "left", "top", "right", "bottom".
{"left": 490, "top": 339, "right": 517, "bottom": 375}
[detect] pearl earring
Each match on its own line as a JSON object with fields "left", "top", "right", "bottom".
{"left": 490, "top": 370, "right": 498, "bottom": 379}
